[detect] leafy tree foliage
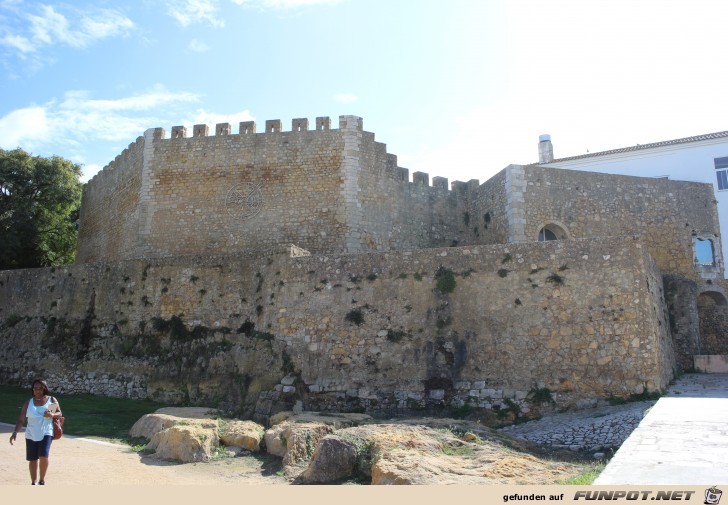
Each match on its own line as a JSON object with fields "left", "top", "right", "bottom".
{"left": 0, "top": 148, "right": 83, "bottom": 269}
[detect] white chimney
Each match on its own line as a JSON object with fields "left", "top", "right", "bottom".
{"left": 538, "top": 134, "right": 553, "bottom": 163}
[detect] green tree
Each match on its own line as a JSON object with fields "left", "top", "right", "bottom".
{"left": 0, "top": 148, "right": 83, "bottom": 269}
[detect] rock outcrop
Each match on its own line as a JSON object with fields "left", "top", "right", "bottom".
{"left": 299, "top": 435, "right": 359, "bottom": 483}
{"left": 219, "top": 420, "right": 264, "bottom": 452}
{"left": 147, "top": 424, "right": 219, "bottom": 463}
{"left": 130, "top": 407, "right": 264, "bottom": 463}
{"left": 129, "top": 409, "right": 591, "bottom": 485}
{"left": 129, "top": 407, "right": 218, "bottom": 439}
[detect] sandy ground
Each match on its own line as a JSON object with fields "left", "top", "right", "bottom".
{"left": 0, "top": 422, "right": 288, "bottom": 486}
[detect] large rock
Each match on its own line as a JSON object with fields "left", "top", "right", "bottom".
{"left": 147, "top": 425, "right": 219, "bottom": 463}
{"left": 219, "top": 420, "right": 264, "bottom": 452}
{"left": 299, "top": 435, "right": 359, "bottom": 483}
{"left": 264, "top": 423, "right": 288, "bottom": 458}
{"left": 153, "top": 407, "right": 218, "bottom": 419}
{"left": 130, "top": 412, "right": 217, "bottom": 440}
{"left": 269, "top": 411, "right": 371, "bottom": 428}
{"left": 264, "top": 421, "right": 335, "bottom": 466}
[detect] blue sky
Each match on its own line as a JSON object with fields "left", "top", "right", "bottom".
{"left": 1, "top": 0, "right": 728, "bottom": 183}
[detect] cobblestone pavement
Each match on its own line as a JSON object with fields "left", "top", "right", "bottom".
{"left": 498, "top": 374, "right": 728, "bottom": 484}
{"left": 498, "top": 400, "right": 656, "bottom": 453}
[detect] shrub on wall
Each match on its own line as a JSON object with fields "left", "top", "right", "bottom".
{"left": 435, "top": 266, "right": 456, "bottom": 293}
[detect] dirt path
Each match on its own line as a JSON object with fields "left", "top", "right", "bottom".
{"left": 0, "top": 423, "right": 288, "bottom": 486}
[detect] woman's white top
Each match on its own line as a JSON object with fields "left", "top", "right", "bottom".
{"left": 25, "top": 396, "right": 54, "bottom": 442}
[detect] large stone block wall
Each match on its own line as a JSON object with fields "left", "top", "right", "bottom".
{"left": 0, "top": 237, "right": 673, "bottom": 419}
{"left": 76, "top": 137, "right": 145, "bottom": 263}
{"left": 471, "top": 169, "right": 509, "bottom": 245}
{"left": 145, "top": 127, "right": 349, "bottom": 258}
{"left": 662, "top": 274, "right": 701, "bottom": 371}
{"left": 697, "top": 291, "right": 728, "bottom": 355}
{"left": 520, "top": 166, "right": 721, "bottom": 280}
{"left": 76, "top": 116, "right": 488, "bottom": 263}
{"left": 352, "top": 129, "right": 475, "bottom": 252}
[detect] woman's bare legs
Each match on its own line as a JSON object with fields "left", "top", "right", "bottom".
{"left": 29, "top": 459, "right": 37, "bottom": 484}
{"left": 39, "top": 457, "right": 49, "bottom": 483}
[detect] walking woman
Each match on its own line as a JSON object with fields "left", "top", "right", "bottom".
{"left": 8, "top": 379, "right": 62, "bottom": 485}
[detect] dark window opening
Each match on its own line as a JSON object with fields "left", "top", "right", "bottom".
{"left": 538, "top": 228, "right": 558, "bottom": 241}
{"left": 537, "top": 223, "right": 567, "bottom": 241}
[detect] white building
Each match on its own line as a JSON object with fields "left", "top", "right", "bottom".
{"left": 536, "top": 131, "right": 728, "bottom": 278}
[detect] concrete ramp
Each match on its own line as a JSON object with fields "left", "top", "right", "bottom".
{"left": 594, "top": 374, "right": 728, "bottom": 484}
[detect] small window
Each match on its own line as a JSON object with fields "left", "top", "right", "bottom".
{"left": 537, "top": 223, "right": 568, "bottom": 241}
{"left": 695, "top": 239, "right": 715, "bottom": 266}
{"left": 538, "top": 228, "right": 558, "bottom": 241}
{"left": 715, "top": 157, "right": 728, "bottom": 190}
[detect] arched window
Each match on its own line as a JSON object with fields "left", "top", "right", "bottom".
{"left": 538, "top": 228, "right": 558, "bottom": 241}
{"left": 537, "top": 223, "right": 568, "bottom": 241}
{"left": 695, "top": 239, "right": 716, "bottom": 266}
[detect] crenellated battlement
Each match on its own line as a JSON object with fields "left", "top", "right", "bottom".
{"left": 87, "top": 115, "right": 479, "bottom": 192}
{"left": 87, "top": 135, "right": 145, "bottom": 186}
{"left": 77, "top": 114, "right": 492, "bottom": 264}
{"left": 162, "top": 115, "right": 353, "bottom": 139}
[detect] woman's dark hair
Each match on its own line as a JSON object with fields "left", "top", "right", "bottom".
{"left": 31, "top": 379, "right": 50, "bottom": 396}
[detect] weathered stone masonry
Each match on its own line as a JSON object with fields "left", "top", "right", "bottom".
{"left": 1, "top": 237, "right": 672, "bottom": 420}
{"left": 2, "top": 115, "right": 727, "bottom": 420}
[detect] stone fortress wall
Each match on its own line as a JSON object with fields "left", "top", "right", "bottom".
{"left": 77, "top": 115, "right": 723, "bottom": 281}
{"left": 2, "top": 115, "right": 727, "bottom": 420}
{"left": 0, "top": 237, "right": 673, "bottom": 420}
{"left": 77, "top": 116, "right": 481, "bottom": 264}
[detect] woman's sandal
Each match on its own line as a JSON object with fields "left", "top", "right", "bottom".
{"left": 38, "top": 480, "right": 45, "bottom": 485}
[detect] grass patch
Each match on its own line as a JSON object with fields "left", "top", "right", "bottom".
{"left": 441, "top": 443, "right": 476, "bottom": 457}
{"left": 0, "top": 385, "right": 168, "bottom": 442}
{"left": 558, "top": 461, "right": 606, "bottom": 485}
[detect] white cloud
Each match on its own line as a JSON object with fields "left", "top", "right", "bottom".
{"left": 0, "top": 33, "right": 33, "bottom": 54}
{"left": 0, "top": 5, "right": 134, "bottom": 55}
{"left": 189, "top": 39, "right": 210, "bottom": 52}
{"left": 332, "top": 93, "right": 358, "bottom": 104}
{"left": 185, "top": 109, "right": 255, "bottom": 129}
{"left": 166, "top": 0, "right": 224, "bottom": 28}
{"left": 60, "top": 85, "right": 199, "bottom": 114}
{"left": 0, "top": 106, "right": 49, "bottom": 149}
{"left": 0, "top": 85, "right": 200, "bottom": 152}
{"left": 28, "top": 5, "right": 69, "bottom": 46}
{"left": 231, "top": 0, "right": 342, "bottom": 9}
{"left": 79, "top": 163, "right": 103, "bottom": 183}
{"left": 79, "top": 10, "right": 135, "bottom": 41}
